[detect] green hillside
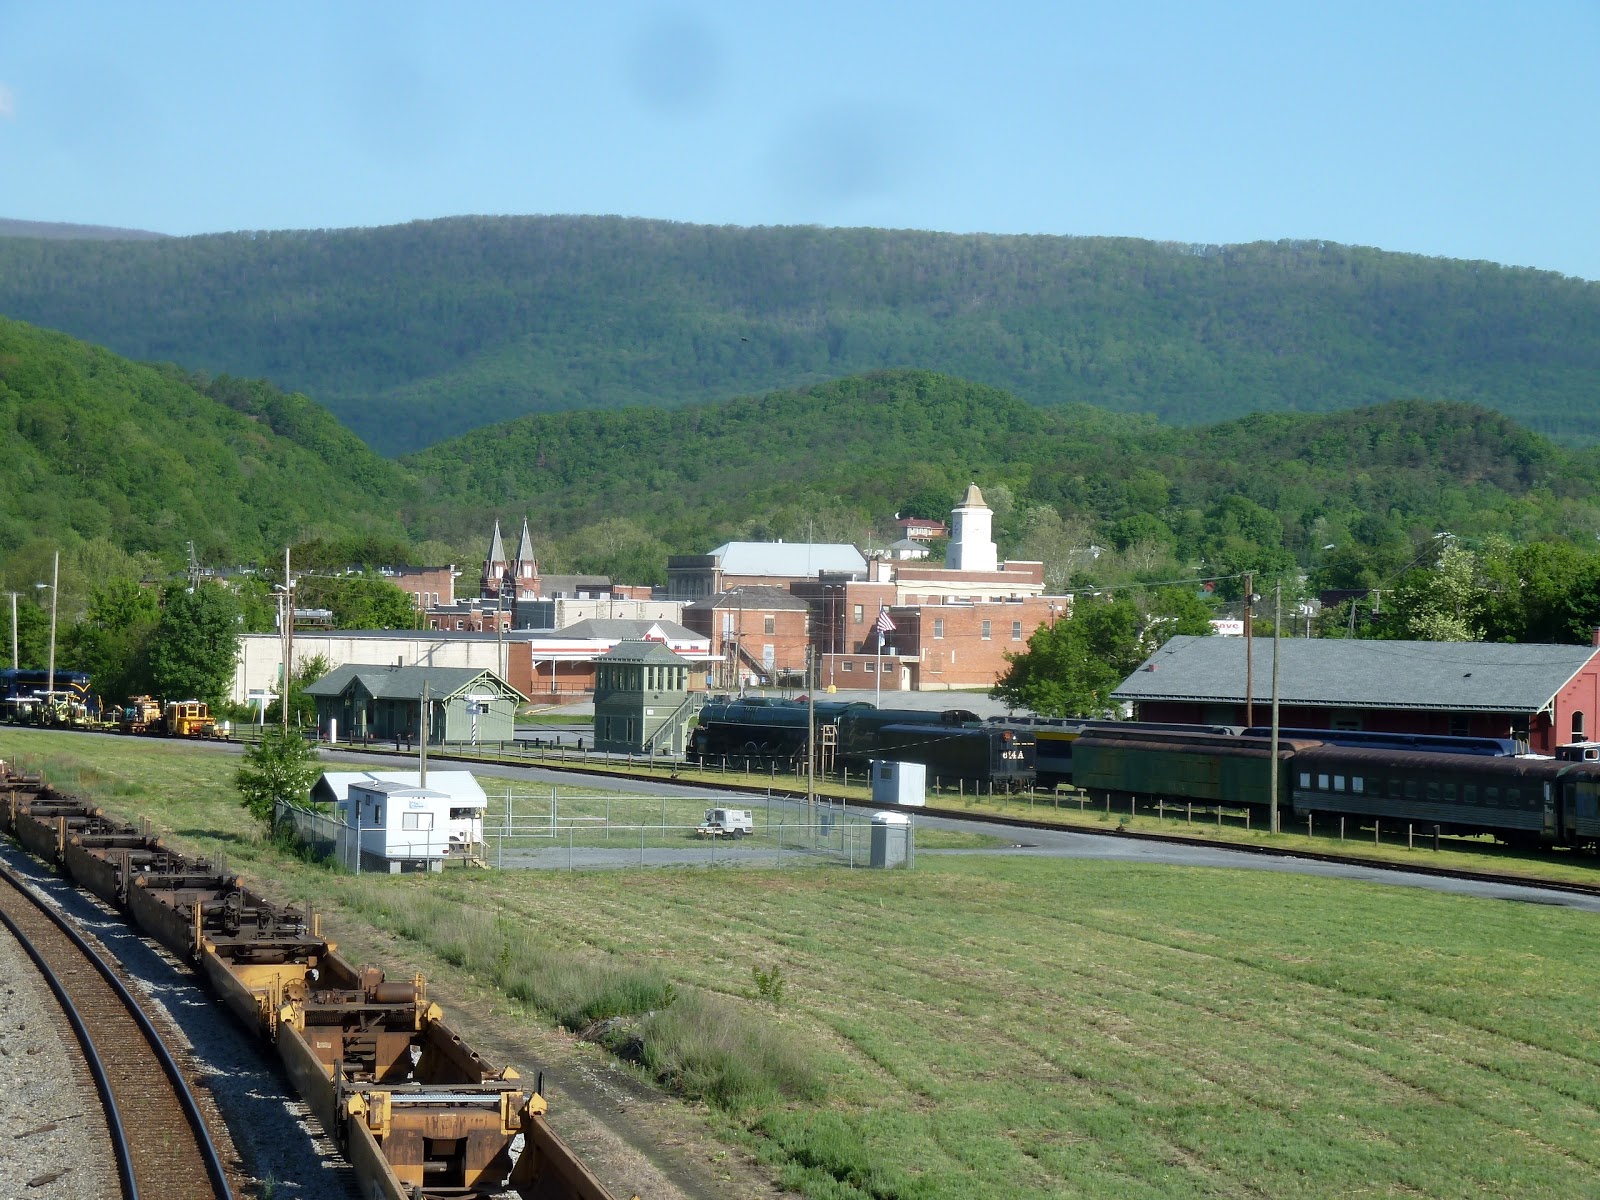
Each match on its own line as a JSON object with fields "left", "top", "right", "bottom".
{"left": 408, "top": 370, "right": 1600, "bottom": 584}
{"left": 4, "top": 309, "right": 1597, "bottom": 601}
{"left": 0, "top": 317, "right": 411, "bottom": 562}
{"left": 0, "top": 217, "right": 1595, "bottom": 455}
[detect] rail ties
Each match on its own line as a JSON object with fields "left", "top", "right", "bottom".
{"left": 0, "top": 862, "right": 232, "bottom": 1200}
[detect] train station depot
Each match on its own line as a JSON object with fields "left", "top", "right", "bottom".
{"left": 1116, "top": 634, "right": 1600, "bottom": 754}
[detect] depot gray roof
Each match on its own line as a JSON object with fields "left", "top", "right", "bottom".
{"left": 1115, "top": 635, "right": 1599, "bottom": 714}
{"left": 304, "top": 664, "right": 520, "bottom": 701}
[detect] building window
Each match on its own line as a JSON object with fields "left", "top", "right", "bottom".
{"left": 934, "top": 618, "right": 945, "bottom": 639}
{"left": 853, "top": 605, "right": 864, "bottom": 624}
{"left": 1012, "top": 621, "right": 1022, "bottom": 640}
{"left": 842, "top": 661, "right": 853, "bottom": 672}
{"left": 764, "top": 615, "right": 775, "bottom": 634}
{"left": 1573, "top": 711, "right": 1586, "bottom": 741}
{"left": 864, "top": 661, "right": 875, "bottom": 673}
{"left": 456, "top": 620, "right": 464, "bottom": 630}
{"left": 1449, "top": 714, "right": 1471, "bottom": 737}
{"left": 981, "top": 620, "right": 991, "bottom": 640}
{"left": 401, "top": 812, "right": 434, "bottom": 830}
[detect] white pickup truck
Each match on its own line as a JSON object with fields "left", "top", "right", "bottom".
{"left": 697, "top": 807, "right": 754, "bottom": 838}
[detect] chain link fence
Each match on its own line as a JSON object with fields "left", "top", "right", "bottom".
{"left": 277, "top": 789, "right": 915, "bottom": 874}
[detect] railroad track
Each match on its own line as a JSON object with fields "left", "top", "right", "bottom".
{"left": 0, "top": 861, "right": 233, "bottom": 1200}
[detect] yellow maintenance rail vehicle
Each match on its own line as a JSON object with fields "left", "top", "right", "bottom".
{"left": 120, "top": 695, "right": 163, "bottom": 734}
{"left": 163, "top": 700, "right": 219, "bottom": 738}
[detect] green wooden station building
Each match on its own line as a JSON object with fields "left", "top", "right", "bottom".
{"left": 305, "top": 664, "right": 525, "bottom": 745}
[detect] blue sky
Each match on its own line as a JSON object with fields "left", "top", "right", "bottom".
{"left": 1, "top": 1, "right": 1595, "bottom": 278}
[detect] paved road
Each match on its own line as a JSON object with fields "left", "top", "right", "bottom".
{"left": 315, "top": 745, "right": 1600, "bottom": 911}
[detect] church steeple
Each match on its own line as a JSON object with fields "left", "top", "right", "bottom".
{"left": 481, "top": 520, "right": 509, "bottom": 598}
{"left": 515, "top": 518, "right": 538, "bottom": 580}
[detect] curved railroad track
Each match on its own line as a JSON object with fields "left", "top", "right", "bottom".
{"left": 0, "top": 861, "right": 233, "bottom": 1200}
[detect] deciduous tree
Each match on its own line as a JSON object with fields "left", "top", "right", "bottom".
{"left": 148, "top": 583, "right": 241, "bottom": 704}
{"left": 235, "top": 726, "right": 321, "bottom": 826}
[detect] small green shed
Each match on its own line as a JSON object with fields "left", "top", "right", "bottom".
{"left": 305, "top": 664, "right": 525, "bottom": 746}
{"left": 593, "top": 641, "right": 696, "bottom": 754}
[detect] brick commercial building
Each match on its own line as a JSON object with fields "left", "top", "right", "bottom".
{"left": 388, "top": 565, "right": 458, "bottom": 611}
{"left": 1115, "top": 634, "right": 1600, "bottom": 754}
{"left": 682, "top": 587, "right": 812, "bottom": 690}
{"left": 669, "top": 485, "right": 1069, "bottom": 694}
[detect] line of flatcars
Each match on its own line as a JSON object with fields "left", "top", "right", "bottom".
{"left": 689, "top": 699, "right": 1600, "bottom": 849}
{"left": 0, "top": 762, "right": 612, "bottom": 1200}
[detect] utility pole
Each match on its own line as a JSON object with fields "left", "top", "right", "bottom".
{"left": 806, "top": 646, "right": 816, "bottom": 821}
{"left": 282, "top": 547, "right": 294, "bottom": 735}
{"left": 46, "top": 550, "right": 58, "bottom": 706}
{"left": 419, "top": 679, "right": 430, "bottom": 787}
{"left": 1243, "top": 572, "right": 1254, "bottom": 727}
{"left": 496, "top": 590, "right": 504, "bottom": 681}
{"left": 4, "top": 591, "right": 19, "bottom": 670}
{"left": 1270, "top": 579, "right": 1281, "bottom": 834}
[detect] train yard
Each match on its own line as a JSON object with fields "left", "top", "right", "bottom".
{"left": 0, "top": 852, "right": 233, "bottom": 1199}
{"left": 6, "top": 720, "right": 1600, "bottom": 1200}
{"left": 0, "top": 761, "right": 616, "bottom": 1200}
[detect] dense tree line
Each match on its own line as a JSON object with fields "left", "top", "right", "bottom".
{"left": 0, "top": 217, "right": 1595, "bottom": 454}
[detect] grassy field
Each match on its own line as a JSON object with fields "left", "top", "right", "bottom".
{"left": 5, "top": 729, "right": 1600, "bottom": 1199}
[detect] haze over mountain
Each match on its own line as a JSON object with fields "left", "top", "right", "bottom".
{"left": 0, "top": 216, "right": 1595, "bottom": 456}
{"left": 0, "top": 218, "right": 168, "bottom": 241}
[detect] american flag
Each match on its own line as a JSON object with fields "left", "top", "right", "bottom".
{"left": 875, "top": 606, "right": 896, "bottom": 634}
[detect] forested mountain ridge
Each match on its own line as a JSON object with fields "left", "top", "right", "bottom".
{"left": 5, "top": 302, "right": 1599, "bottom": 606}
{"left": 409, "top": 369, "right": 1600, "bottom": 588}
{"left": 0, "top": 215, "right": 1595, "bottom": 455}
{"left": 0, "top": 317, "right": 411, "bottom": 561}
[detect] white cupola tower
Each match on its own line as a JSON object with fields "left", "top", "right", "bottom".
{"left": 945, "top": 483, "right": 998, "bottom": 572}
